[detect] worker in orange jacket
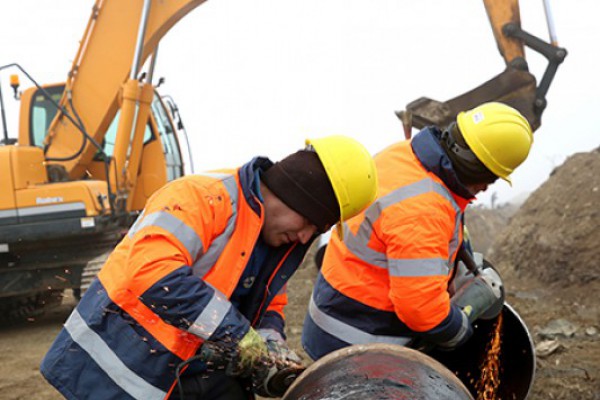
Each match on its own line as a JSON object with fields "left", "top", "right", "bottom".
{"left": 41, "top": 136, "right": 377, "bottom": 400}
{"left": 302, "top": 103, "right": 533, "bottom": 359}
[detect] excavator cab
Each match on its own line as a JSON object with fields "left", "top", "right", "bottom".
{"left": 0, "top": 75, "right": 188, "bottom": 321}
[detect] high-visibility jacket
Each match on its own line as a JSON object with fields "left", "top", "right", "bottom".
{"left": 302, "top": 127, "right": 474, "bottom": 360}
{"left": 41, "top": 157, "right": 312, "bottom": 400}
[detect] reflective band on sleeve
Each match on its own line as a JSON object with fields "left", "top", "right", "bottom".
{"left": 344, "top": 178, "right": 462, "bottom": 271}
{"left": 308, "top": 296, "right": 411, "bottom": 346}
{"left": 128, "top": 210, "right": 145, "bottom": 237}
{"left": 65, "top": 309, "right": 167, "bottom": 400}
{"left": 193, "top": 174, "right": 239, "bottom": 277}
{"left": 440, "top": 309, "right": 470, "bottom": 348}
{"left": 128, "top": 211, "right": 204, "bottom": 261}
{"left": 388, "top": 257, "right": 449, "bottom": 277}
{"left": 188, "top": 287, "right": 232, "bottom": 339}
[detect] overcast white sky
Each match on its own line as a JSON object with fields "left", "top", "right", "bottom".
{"left": 2, "top": 0, "right": 599, "bottom": 206}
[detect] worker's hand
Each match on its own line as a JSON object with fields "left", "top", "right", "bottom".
{"left": 234, "top": 327, "right": 270, "bottom": 377}
{"left": 251, "top": 329, "right": 305, "bottom": 397}
{"left": 257, "top": 328, "right": 302, "bottom": 364}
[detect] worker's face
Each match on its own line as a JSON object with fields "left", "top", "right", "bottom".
{"left": 466, "top": 182, "right": 490, "bottom": 195}
{"left": 261, "top": 184, "right": 318, "bottom": 247}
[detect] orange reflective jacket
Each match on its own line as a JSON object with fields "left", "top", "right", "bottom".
{"left": 42, "top": 158, "right": 311, "bottom": 399}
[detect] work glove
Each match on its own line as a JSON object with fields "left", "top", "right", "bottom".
{"left": 195, "top": 327, "right": 270, "bottom": 378}
{"left": 251, "top": 329, "right": 305, "bottom": 398}
{"left": 234, "top": 327, "right": 270, "bottom": 377}
{"left": 257, "top": 328, "right": 302, "bottom": 364}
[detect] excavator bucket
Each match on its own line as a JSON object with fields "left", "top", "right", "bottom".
{"left": 396, "top": 67, "right": 539, "bottom": 133}
{"left": 397, "top": 0, "right": 567, "bottom": 137}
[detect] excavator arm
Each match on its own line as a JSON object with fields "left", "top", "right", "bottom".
{"left": 397, "top": 0, "right": 567, "bottom": 137}
{"left": 43, "top": 0, "right": 206, "bottom": 186}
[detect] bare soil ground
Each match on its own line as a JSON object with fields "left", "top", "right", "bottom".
{"left": 1, "top": 149, "right": 598, "bottom": 399}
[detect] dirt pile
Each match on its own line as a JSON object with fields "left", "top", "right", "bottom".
{"left": 489, "top": 147, "right": 600, "bottom": 286}
{"left": 465, "top": 204, "right": 518, "bottom": 254}
{"left": 487, "top": 148, "right": 600, "bottom": 399}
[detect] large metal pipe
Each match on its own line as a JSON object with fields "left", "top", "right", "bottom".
{"left": 283, "top": 343, "right": 473, "bottom": 400}
{"left": 285, "top": 303, "right": 534, "bottom": 399}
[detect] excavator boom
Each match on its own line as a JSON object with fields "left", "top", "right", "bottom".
{"left": 483, "top": 0, "right": 525, "bottom": 66}
{"left": 43, "top": 0, "right": 206, "bottom": 180}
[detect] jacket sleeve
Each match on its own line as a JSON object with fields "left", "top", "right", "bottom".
{"left": 122, "top": 177, "right": 251, "bottom": 345}
{"left": 381, "top": 200, "right": 465, "bottom": 344}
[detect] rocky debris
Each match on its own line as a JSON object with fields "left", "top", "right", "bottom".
{"left": 585, "top": 326, "right": 598, "bottom": 337}
{"left": 535, "top": 340, "right": 563, "bottom": 357}
{"left": 537, "top": 319, "right": 578, "bottom": 340}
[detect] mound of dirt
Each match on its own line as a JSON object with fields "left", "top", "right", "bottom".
{"left": 487, "top": 148, "right": 600, "bottom": 399}
{"left": 465, "top": 204, "right": 518, "bottom": 254}
{"left": 489, "top": 147, "right": 600, "bottom": 286}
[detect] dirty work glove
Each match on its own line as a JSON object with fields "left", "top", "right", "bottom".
{"left": 234, "top": 327, "right": 270, "bottom": 377}
{"left": 257, "top": 328, "right": 302, "bottom": 364}
{"left": 251, "top": 329, "right": 305, "bottom": 398}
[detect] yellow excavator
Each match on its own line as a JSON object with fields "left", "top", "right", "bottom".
{"left": 0, "top": 0, "right": 565, "bottom": 322}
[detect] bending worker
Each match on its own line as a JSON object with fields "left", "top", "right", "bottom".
{"left": 41, "top": 136, "right": 377, "bottom": 400}
{"left": 302, "top": 102, "right": 533, "bottom": 359}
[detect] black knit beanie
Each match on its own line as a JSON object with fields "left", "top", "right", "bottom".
{"left": 442, "top": 123, "right": 498, "bottom": 185}
{"left": 262, "top": 150, "right": 339, "bottom": 233}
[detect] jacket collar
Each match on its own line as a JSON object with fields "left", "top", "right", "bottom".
{"left": 238, "top": 157, "right": 273, "bottom": 215}
{"left": 410, "top": 127, "right": 475, "bottom": 206}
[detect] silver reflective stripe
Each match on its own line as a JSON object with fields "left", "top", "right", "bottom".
{"left": 449, "top": 210, "right": 462, "bottom": 263}
{"left": 388, "top": 257, "right": 449, "bottom": 277}
{"left": 127, "top": 210, "right": 145, "bottom": 237}
{"left": 128, "top": 211, "right": 204, "bottom": 261}
{"left": 440, "top": 309, "right": 470, "bottom": 348}
{"left": 308, "top": 296, "right": 411, "bottom": 346}
{"left": 192, "top": 174, "right": 239, "bottom": 277}
{"left": 188, "top": 287, "right": 232, "bottom": 339}
{"left": 0, "top": 209, "right": 18, "bottom": 218}
{"left": 344, "top": 178, "right": 462, "bottom": 273}
{"left": 18, "top": 202, "right": 86, "bottom": 216}
{"left": 343, "top": 223, "right": 388, "bottom": 269}
{"left": 198, "top": 172, "right": 231, "bottom": 180}
{"left": 65, "top": 309, "right": 166, "bottom": 400}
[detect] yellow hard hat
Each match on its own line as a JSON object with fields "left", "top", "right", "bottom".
{"left": 456, "top": 102, "right": 533, "bottom": 184}
{"left": 306, "top": 135, "right": 377, "bottom": 223}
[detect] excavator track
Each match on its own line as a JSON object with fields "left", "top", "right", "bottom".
{"left": 0, "top": 290, "right": 63, "bottom": 324}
